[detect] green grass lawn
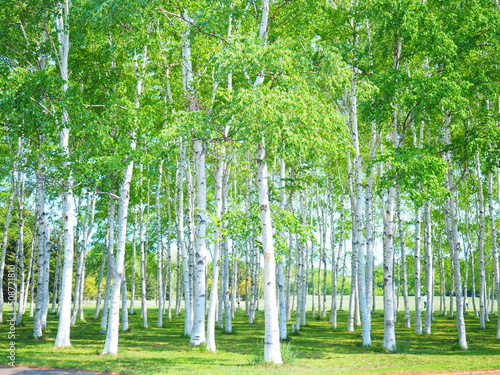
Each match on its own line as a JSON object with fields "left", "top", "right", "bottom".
{"left": 3, "top": 307, "right": 500, "bottom": 374}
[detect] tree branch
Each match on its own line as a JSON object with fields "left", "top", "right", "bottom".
{"left": 97, "top": 191, "right": 120, "bottom": 200}
{"left": 0, "top": 43, "right": 35, "bottom": 69}
{"left": 30, "top": 97, "right": 56, "bottom": 117}
{"left": 268, "top": 0, "right": 294, "bottom": 32}
{"left": 157, "top": 7, "right": 229, "bottom": 45}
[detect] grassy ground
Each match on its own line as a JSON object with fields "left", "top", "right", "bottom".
{"left": 2, "top": 306, "right": 500, "bottom": 375}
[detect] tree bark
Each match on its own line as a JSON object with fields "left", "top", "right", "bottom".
{"left": 206, "top": 148, "right": 226, "bottom": 353}
{"left": 94, "top": 237, "right": 107, "bottom": 319}
{"left": 414, "top": 206, "right": 423, "bottom": 334}
{"left": 190, "top": 139, "right": 208, "bottom": 346}
{"left": 138, "top": 165, "right": 148, "bottom": 329}
{"left": 277, "top": 157, "right": 288, "bottom": 339}
{"left": 444, "top": 115, "right": 467, "bottom": 350}
{"left": 34, "top": 156, "right": 50, "bottom": 339}
{"left": 129, "top": 208, "right": 137, "bottom": 316}
{"left": 257, "top": 139, "right": 283, "bottom": 364}
{"left": 177, "top": 139, "right": 192, "bottom": 335}
{"left": 54, "top": 0, "right": 75, "bottom": 347}
{"left": 100, "top": 198, "right": 116, "bottom": 334}
{"left": 424, "top": 200, "right": 434, "bottom": 334}
{"left": 15, "top": 166, "right": 25, "bottom": 325}
{"left": 156, "top": 161, "right": 165, "bottom": 328}
{"left": 487, "top": 172, "right": 500, "bottom": 338}
{"left": 396, "top": 190, "right": 411, "bottom": 329}
{"left": 121, "top": 274, "right": 129, "bottom": 332}
{"left": 475, "top": 153, "right": 487, "bottom": 328}
{"left": 101, "top": 137, "right": 135, "bottom": 355}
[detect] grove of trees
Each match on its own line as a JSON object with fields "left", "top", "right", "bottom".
{"left": 1, "top": 0, "right": 500, "bottom": 364}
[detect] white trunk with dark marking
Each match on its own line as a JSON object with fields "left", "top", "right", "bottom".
{"left": 257, "top": 139, "right": 282, "bottom": 364}
{"left": 54, "top": 0, "right": 74, "bottom": 347}
{"left": 190, "top": 140, "right": 208, "bottom": 346}
{"left": 178, "top": 139, "right": 192, "bottom": 335}
{"left": 396, "top": 190, "right": 410, "bottom": 329}
{"left": 444, "top": 116, "right": 467, "bottom": 350}
{"left": 475, "top": 153, "right": 487, "bottom": 329}
{"left": 121, "top": 275, "right": 128, "bottom": 332}
{"left": 34, "top": 158, "right": 50, "bottom": 339}
{"left": 100, "top": 200, "right": 116, "bottom": 333}
{"left": 350, "top": 70, "right": 370, "bottom": 345}
{"left": 156, "top": 162, "right": 164, "bottom": 328}
{"left": 94, "top": 240, "right": 107, "bottom": 319}
{"left": 206, "top": 152, "right": 226, "bottom": 352}
{"left": 102, "top": 138, "right": 135, "bottom": 355}
{"left": 487, "top": 172, "right": 500, "bottom": 338}
{"left": 414, "top": 204, "right": 423, "bottom": 334}
{"left": 278, "top": 157, "right": 288, "bottom": 339}
{"left": 128, "top": 209, "right": 137, "bottom": 316}
{"left": 139, "top": 170, "right": 148, "bottom": 328}
{"left": 424, "top": 200, "right": 433, "bottom": 334}
{"left": 15, "top": 167, "right": 26, "bottom": 325}
{"left": 365, "top": 122, "right": 377, "bottom": 317}
{"left": 50, "top": 236, "right": 61, "bottom": 315}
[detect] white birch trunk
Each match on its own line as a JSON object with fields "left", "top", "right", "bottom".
{"left": 278, "top": 157, "right": 288, "bottom": 339}
{"left": 71, "top": 193, "right": 94, "bottom": 324}
{"left": 424, "top": 200, "right": 434, "bottom": 334}
{"left": 444, "top": 116, "right": 467, "bottom": 350}
{"left": 54, "top": 0, "right": 76, "bottom": 347}
{"left": 94, "top": 240, "right": 106, "bottom": 319}
{"left": 257, "top": 139, "right": 282, "bottom": 364}
{"left": 221, "top": 170, "right": 232, "bottom": 332}
{"left": 329, "top": 219, "right": 339, "bottom": 328}
{"left": 414, "top": 207, "right": 422, "bottom": 334}
{"left": 382, "top": 184, "right": 397, "bottom": 352}
{"left": 156, "top": 162, "right": 164, "bottom": 328}
{"left": 34, "top": 157, "right": 50, "bottom": 339}
{"left": 365, "top": 122, "right": 377, "bottom": 318}
{"left": 102, "top": 138, "right": 135, "bottom": 355}
{"left": 23, "top": 240, "right": 35, "bottom": 317}
{"left": 475, "top": 153, "right": 487, "bottom": 328}
{"left": 129, "top": 209, "right": 137, "bottom": 315}
{"left": 295, "top": 234, "right": 304, "bottom": 331}
{"left": 466, "top": 218, "right": 478, "bottom": 317}
{"left": 138, "top": 166, "right": 148, "bottom": 328}
{"left": 396, "top": 190, "right": 410, "bottom": 329}
{"left": 351, "top": 71, "right": 370, "bottom": 344}
{"left": 438, "top": 240, "right": 446, "bottom": 316}
{"left": 487, "top": 172, "right": 500, "bottom": 338}
{"left": 347, "top": 157, "right": 357, "bottom": 333}
{"left": 187, "top": 162, "right": 196, "bottom": 332}
{"left": 302, "top": 237, "right": 309, "bottom": 328}
{"left": 177, "top": 139, "right": 192, "bottom": 336}
{"left": 331, "top": 194, "right": 344, "bottom": 328}
{"left": 121, "top": 275, "right": 129, "bottom": 332}
{"left": 190, "top": 140, "right": 208, "bottom": 346}
{"left": 50, "top": 236, "right": 62, "bottom": 315}
{"left": 382, "top": 54, "right": 401, "bottom": 350}
{"left": 100, "top": 198, "right": 116, "bottom": 333}
{"left": 206, "top": 152, "right": 225, "bottom": 353}
{"left": 15, "top": 168, "right": 26, "bottom": 325}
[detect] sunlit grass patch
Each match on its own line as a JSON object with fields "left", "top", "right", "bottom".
{"left": 3, "top": 306, "right": 500, "bottom": 374}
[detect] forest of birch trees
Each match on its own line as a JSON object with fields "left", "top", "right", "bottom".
{"left": 1, "top": 0, "right": 500, "bottom": 363}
